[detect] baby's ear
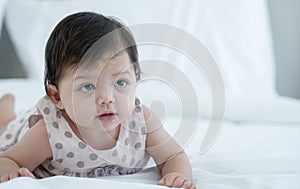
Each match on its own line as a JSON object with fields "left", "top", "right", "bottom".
{"left": 46, "top": 84, "right": 64, "bottom": 109}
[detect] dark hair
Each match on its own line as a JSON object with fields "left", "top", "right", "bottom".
{"left": 44, "top": 12, "right": 140, "bottom": 91}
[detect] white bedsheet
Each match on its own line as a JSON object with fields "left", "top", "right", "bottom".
{"left": 0, "top": 119, "right": 299, "bottom": 189}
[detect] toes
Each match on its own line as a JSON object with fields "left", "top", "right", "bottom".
{"left": 0, "top": 93, "right": 16, "bottom": 129}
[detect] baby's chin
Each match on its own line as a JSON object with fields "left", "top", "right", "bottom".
{"left": 76, "top": 121, "right": 120, "bottom": 133}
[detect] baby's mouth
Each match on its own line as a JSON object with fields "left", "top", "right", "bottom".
{"left": 98, "top": 112, "right": 116, "bottom": 121}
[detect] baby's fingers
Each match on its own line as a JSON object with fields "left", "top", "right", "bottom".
{"left": 172, "top": 177, "right": 196, "bottom": 189}
{"left": 9, "top": 172, "right": 20, "bottom": 180}
{"left": 0, "top": 174, "right": 10, "bottom": 183}
{"left": 0, "top": 172, "right": 20, "bottom": 183}
{"left": 157, "top": 178, "right": 165, "bottom": 186}
{"left": 0, "top": 168, "right": 35, "bottom": 183}
{"left": 158, "top": 174, "right": 176, "bottom": 187}
{"left": 173, "top": 176, "right": 185, "bottom": 188}
{"left": 158, "top": 173, "right": 196, "bottom": 189}
{"left": 182, "top": 180, "right": 196, "bottom": 189}
{"left": 18, "top": 167, "right": 36, "bottom": 179}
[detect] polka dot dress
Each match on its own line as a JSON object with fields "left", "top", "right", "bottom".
{"left": 0, "top": 107, "right": 37, "bottom": 154}
{"left": 32, "top": 96, "right": 150, "bottom": 178}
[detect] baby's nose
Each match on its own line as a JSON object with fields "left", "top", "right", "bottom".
{"left": 97, "top": 96, "right": 112, "bottom": 105}
{"left": 96, "top": 87, "right": 113, "bottom": 105}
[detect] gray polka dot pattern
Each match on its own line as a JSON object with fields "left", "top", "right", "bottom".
{"left": 52, "top": 122, "right": 59, "bottom": 129}
{"left": 56, "top": 111, "right": 62, "bottom": 118}
{"left": 78, "top": 142, "right": 86, "bottom": 149}
{"left": 55, "top": 143, "right": 63, "bottom": 150}
{"left": 66, "top": 152, "right": 74, "bottom": 158}
{"left": 89, "top": 153, "right": 98, "bottom": 161}
{"left": 64, "top": 131, "right": 72, "bottom": 138}
{"left": 135, "top": 142, "right": 141, "bottom": 149}
{"left": 141, "top": 127, "right": 146, "bottom": 135}
{"left": 112, "top": 149, "right": 118, "bottom": 157}
{"left": 43, "top": 107, "right": 50, "bottom": 115}
{"left": 124, "top": 137, "right": 129, "bottom": 146}
{"left": 130, "top": 159, "right": 135, "bottom": 166}
{"left": 77, "top": 161, "right": 85, "bottom": 168}
{"left": 19, "top": 118, "right": 25, "bottom": 123}
{"left": 129, "top": 121, "right": 136, "bottom": 129}
{"left": 135, "top": 98, "right": 141, "bottom": 105}
{"left": 136, "top": 160, "right": 142, "bottom": 167}
{"left": 55, "top": 159, "right": 63, "bottom": 163}
{"left": 32, "top": 96, "right": 149, "bottom": 178}
{"left": 5, "top": 134, "right": 12, "bottom": 140}
{"left": 134, "top": 106, "right": 142, "bottom": 113}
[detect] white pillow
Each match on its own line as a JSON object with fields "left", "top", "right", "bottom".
{"left": 5, "top": 0, "right": 275, "bottom": 94}
{"left": 137, "top": 80, "right": 300, "bottom": 123}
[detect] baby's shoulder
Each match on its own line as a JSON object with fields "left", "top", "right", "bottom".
{"left": 140, "top": 104, "right": 163, "bottom": 133}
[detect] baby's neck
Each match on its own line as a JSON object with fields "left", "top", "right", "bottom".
{"left": 79, "top": 126, "right": 120, "bottom": 150}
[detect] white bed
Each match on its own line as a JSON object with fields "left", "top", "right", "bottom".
{"left": 0, "top": 79, "right": 299, "bottom": 189}
{"left": 0, "top": 121, "right": 299, "bottom": 189}
{"left": 0, "top": 0, "right": 300, "bottom": 188}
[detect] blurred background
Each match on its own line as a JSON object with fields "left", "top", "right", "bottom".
{"left": 0, "top": 0, "right": 299, "bottom": 99}
{"left": 268, "top": 0, "right": 300, "bottom": 99}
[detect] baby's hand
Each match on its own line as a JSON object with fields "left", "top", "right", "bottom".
{"left": 157, "top": 172, "right": 195, "bottom": 189}
{"left": 0, "top": 167, "right": 36, "bottom": 183}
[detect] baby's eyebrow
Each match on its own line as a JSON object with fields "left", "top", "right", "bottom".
{"left": 74, "top": 75, "right": 95, "bottom": 81}
{"left": 74, "top": 75, "right": 98, "bottom": 80}
{"left": 74, "top": 70, "right": 133, "bottom": 81}
{"left": 112, "top": 70, "right": 132, "bottom": 77}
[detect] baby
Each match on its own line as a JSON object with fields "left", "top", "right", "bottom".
{"left": 0, "top": 12, "right": 195, "bottom": 189}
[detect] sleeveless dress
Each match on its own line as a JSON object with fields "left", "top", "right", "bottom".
{"left": 0, "top": 96, "right": 150, "bottom": 178}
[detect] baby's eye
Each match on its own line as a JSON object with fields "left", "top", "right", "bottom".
{"left": 114, "top": 80, "right": 128, "bottom": 88}
{"left": 80, "top": 84, "right": 96, "bottom": 92}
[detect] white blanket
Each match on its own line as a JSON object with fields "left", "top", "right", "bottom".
{"left": 0, "top": 119, "right": 299, "bottom": 189}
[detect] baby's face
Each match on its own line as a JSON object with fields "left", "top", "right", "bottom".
{"left": 57, "top": 52, "right": 138, "bottom": 133}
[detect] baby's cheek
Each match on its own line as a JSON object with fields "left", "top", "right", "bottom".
{"left": 71, "top": 100, "right": 95, "bottom": 123}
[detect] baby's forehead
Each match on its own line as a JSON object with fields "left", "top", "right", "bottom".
{"left": 75, "top": 52, "right": 134, "bottom": 75}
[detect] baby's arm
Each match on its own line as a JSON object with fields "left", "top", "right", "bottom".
{"left": 0, "top": 119, "right": 52, "bottom": 182}
{"left": 143, "top": 105, "right": 195, "bottom": 189}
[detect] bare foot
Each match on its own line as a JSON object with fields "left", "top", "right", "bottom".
{"left": 0, "top": 93, "right": 16, "bottom": 130}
